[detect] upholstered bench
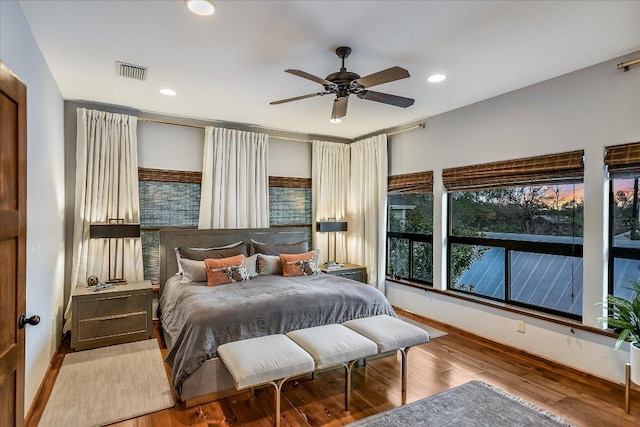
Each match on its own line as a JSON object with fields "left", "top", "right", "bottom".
{"left": 343, "top": 315, "right": 430, "bottom": 403}
{"left": 217, "top": 334, "right": 315, "bottom": 427}
{"left": 286, "top": 324, "right": 378, "bottom": 410}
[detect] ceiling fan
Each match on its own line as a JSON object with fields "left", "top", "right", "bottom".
{"left": 270, "top": 46, "right": 415, "bottom": 121}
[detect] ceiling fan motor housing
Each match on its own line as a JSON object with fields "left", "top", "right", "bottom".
{"left": 324, "top": 70, "right": 362, "bottom": 93}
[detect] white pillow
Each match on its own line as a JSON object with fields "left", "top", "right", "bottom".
{"left": 178, "top": 258, "right": 207, "bottom": 283}
{"left": 245, "top": 254, "right": 259, "bottom": 277}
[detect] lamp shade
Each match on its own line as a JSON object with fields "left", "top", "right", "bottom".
{"left": 316, "top": 221, "right": 348, "bottom": 233}
{"left": 89, "top": 223, "right": 141, "bottom": 239}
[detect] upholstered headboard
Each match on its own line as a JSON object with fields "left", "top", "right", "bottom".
{"left": 159, "top": 227, "right": 307, "bottom": 294}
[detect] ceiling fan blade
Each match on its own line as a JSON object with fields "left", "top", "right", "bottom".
{"left": 331, "top": 97, "right": 348, "bottom": 120}
{"left": 270, "top": 92, "right": 327, "bottom": 105}
{"left": 352, "top": 66, "right": 410, "bottom": 89}
{"left": 358, "top": 90, "right": 415, "bottom": 108}
{"left": 285, "top": 69, "right": 335, "bottom": 87}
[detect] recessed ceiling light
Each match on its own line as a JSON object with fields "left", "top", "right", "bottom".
{"left": 427, "top": 73, "right": 447, "bottom": 83}
{"left": 160, "top": 88, "right": 176, "bottom": 96}
{"left": 185, "top": 0, "right": 215, "bottom": 16}
{"left": 330, "top": 118, "right": 342, "bottom": 124}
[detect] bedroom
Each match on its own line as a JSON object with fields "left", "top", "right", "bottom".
{"left": 1, "top": 0, "right": 640, "bottom": 426}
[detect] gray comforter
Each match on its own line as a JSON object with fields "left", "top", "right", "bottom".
{"left": 160, "top": 273, "right": 396, "bottom": 393}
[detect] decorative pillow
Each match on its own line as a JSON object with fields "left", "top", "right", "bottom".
{"left": 250, "top": 239, "right": 308, "bottom": 256}
{"left": 244, "top": 254, "right": 259, "bottom": 277}
{"left": 257, "top": 253, "right": 282, "bottom": 275}
{"left": 178, "top": 258, "right": 207, "bottom": 283}
{"left": 175, "top": 241, "right": 247, "bottom": 274}
{"left": 204, "top": 255, "right": 249, "bottom": 286}
{"left": 280, "top": 251, "right": 321, "bottom": 277}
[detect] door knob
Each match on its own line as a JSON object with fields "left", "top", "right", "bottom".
{"left": 18, "top": 314, "right": 41, "bottom": 329}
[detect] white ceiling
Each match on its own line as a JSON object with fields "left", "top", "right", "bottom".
{"left": 18, "top": 0, "right": 640, "bottom": 139}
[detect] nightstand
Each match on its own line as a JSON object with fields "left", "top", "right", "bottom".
{"left": 71, "top": 280, "right": 153, "bottom": 351}
{"left": 320, "top": 263, "right": 367, "bottom": 283}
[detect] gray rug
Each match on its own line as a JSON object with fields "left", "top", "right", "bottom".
{"left": 398, "top": 315, "right": 447, "bottom": 339}
{"left": 347, "top": 381, "right": 573, "bottom": 426}
{"left": 39, "top": 339, "right": 174, "bottom": 427}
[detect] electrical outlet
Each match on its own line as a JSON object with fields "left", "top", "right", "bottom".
{"left": 51, "top": 316, "right": 56, "bottom": 333}
{"left": 517, "top": 320, "right": 525, "bottom": 333}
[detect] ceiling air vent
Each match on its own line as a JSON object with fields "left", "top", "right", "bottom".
{"left": 117, "top": 61, "right": 148, "bottom": 81}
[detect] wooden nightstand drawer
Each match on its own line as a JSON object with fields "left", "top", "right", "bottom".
{"left": 77, "top": 291, "right": 148, "bottom": 319}
{"left": 320, "top": 263, "right": 367, "bottom": 283}
{"left": 72, "top": 280, "right": 153, "bottom": 350}
{"left": 330, "top": 270, "right": 364, "bottom": 282}
{"left": 77, "top": 312, "right": 149, "bottom": 342}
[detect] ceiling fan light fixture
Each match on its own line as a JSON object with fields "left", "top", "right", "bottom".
{"left": 427, "top": 73, "right": 447, "bottom": 83}
{"left": 185, "top": 0, "right": 215, "bottom": 16}
{"left": 330, "top": 118, "right": 342, "bottom": 124}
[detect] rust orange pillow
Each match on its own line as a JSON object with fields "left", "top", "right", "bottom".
{"left": 280, "top": 251, "right": 320, "bottom": 277}
{"left": 204, "top": 254, "right": 249, "bottom": 286}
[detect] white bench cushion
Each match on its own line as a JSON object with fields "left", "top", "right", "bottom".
{"left": 343, "top": 315, "right": 430, "bottom": 353}
{"left": 218, "top": 334, "right": 315, "bottom": 389}
{"left": 287, "top": 324, "right": 378, "bottom": 369}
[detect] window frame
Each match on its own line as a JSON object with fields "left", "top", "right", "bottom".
{"left": 386, "top": 231, "right": 433, "bottom": 286}
{"left": 446, "top": 191, "right": 583, "bottom": 321}
{"left": 386, "top": 173, "right": 434, "bottom": 286}
{"left": 608, "top": 178, "right": 640, "bottom": 296}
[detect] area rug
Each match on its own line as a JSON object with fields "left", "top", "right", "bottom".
{"left": 346, "top": 381, "right": 573, "bottom": 426}
{"left": 398, "top": 315, "right": 447, "bottom": 339}
{"left": 39, "top": 339, "right": 174, "bottom": 427}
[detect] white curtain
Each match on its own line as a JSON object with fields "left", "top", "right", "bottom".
{"left": 312, "top": 140, "right": 350, "bottom": 265}
{"left": 347, "top": 134, "right": 388, "bottom": 291}
{"left": 199, "top": 127, "right": 269, "bottom": 228}
{"left": 64, "top": 108, "right": 144, "bottom": 332}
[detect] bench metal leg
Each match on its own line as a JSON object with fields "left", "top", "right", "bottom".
{"left": 343, "top": 359, "right": 360, "bottom": 411}
{"left": 399, "top": 346, "right": 413, "bottom": 405}
{"left": 268, "top": 377, "right": 289, "bottom": 427}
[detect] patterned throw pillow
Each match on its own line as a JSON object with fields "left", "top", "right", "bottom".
{"left": 204, "top": 255, "right": 250, "bottom": 286}
{"left": 280, "top": 251, "right": 321, "bottom": 277}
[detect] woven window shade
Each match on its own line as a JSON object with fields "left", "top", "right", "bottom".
{"left": 605, "top": 142, "right": 640, "bottom": 178}
{"left": 442, "top": 150, "right": 584, "bottom": 191}
{"left": 388, "top": 171, "right": 433, "bottom": 194}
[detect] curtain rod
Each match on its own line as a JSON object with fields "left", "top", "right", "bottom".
{"left": 618, "top": 57, "right": 640, "bottom": 72}
{"left": 137, "top": 116, "right": 314, "bottom": 143}
{"left": 386, "top": 123, "right": 426, "bottom": 137}
{"left": 137, "top": 116, "right": 425, "bottom": 143}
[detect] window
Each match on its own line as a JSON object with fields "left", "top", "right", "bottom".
{"left": 607, "top": 142, "right": 640, "bottom": 301}
{"left": 386, "top": 172, "right": 433, "bottom": 285}
{"left": 444, "top": 151, "right": 584, "bottom": 320}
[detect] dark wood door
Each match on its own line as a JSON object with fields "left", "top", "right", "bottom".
{"left": 0, "top": 61, "right": 27, "bottom": 427}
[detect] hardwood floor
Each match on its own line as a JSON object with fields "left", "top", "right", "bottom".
{"left": 27, "top": 310, "right": 640, "bottom": 427}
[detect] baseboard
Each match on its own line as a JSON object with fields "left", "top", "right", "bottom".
{"left": 392, "top": 306, "right": 638, "bottom": 392}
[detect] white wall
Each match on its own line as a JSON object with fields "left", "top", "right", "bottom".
{"left": 1, "top": 0, "right": 65, "bottom": 414}
{"left": 137, "top": 121, "right": 205, "bottom": 171}
{"left": 137, "top": 120, "right": 313, "bottom": 177}
{"left": 387, "top": 51, "right": 640, "bottom": 383}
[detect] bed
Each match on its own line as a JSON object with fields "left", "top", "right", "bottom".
{"left": 158, "top": 227, "right": 396, "bottom": 406}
